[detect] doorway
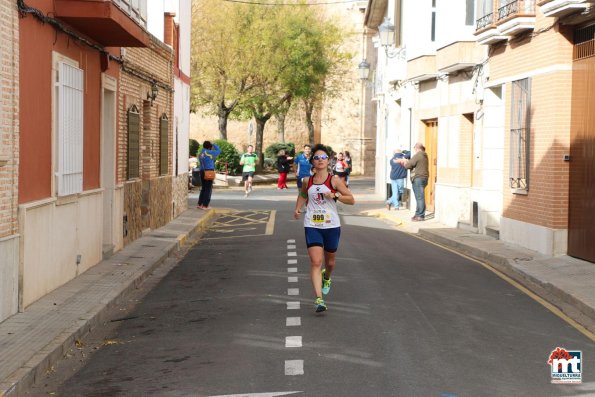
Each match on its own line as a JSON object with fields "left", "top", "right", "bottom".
{"left": 423, "top": 119, "right": 438, "bottom": 213}
{"left": 101, "top": 75, "right": 117, "bottom": 257}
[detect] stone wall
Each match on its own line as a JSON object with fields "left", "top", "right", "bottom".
{"left": 172, "top": 173, "right": 189, "bottom": 218}
{"left": 123, "top": 180, "right": 143, "bottom": 245}
{"left": 146, "top": 175, "right": 173, "bottom": 230}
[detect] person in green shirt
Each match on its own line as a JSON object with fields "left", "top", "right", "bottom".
{"left": 240, "top": 145, "right": 258, "bottom": 197}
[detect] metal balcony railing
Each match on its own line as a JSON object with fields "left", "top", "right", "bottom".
{"left": 476, "top": 12, "right": 495, "bottom": 31}
{"left": 497, "top": 0, "right": 535, "bottom": 21}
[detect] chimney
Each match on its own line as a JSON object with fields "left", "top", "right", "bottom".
{"left": 164, "top": 12, "right": 176, "bottom": 46}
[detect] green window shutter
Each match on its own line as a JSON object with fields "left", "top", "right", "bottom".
{"left": 160, "top": 114, "right": 169, "bottom": 175}
{"left": 127, "top": 105, "right": 140, "bottom": 179}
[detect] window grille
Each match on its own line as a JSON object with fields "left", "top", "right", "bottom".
{"left": 57, "top": 62, "right": 84, "bottom": 196}
{"left": 127, "top": 105, "right": 140, "bottom": 179}
{"left": 509, "top": 78, "right": 531, "bottom": 191}
{"left": 159, "top": 114, "right": 169, "bottom": 176}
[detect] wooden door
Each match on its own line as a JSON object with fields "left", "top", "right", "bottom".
{"left": 569, "top": 26, "right": 595, "bottom": 263}
{"left": 424, "top": 119, "right": 438, "bottom": 213}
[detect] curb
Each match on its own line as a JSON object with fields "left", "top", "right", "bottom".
{"left": 0, "top": 209, "right": 217, "bottom": 397}
{"left": 417, "top": 229, "right": 595, "bottom": 335}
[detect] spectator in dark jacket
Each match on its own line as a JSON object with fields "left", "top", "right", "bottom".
{"left": 387, "top": 148, "right": 410, "bottom": 211}
{"left": 276, "top": 150, "right": 293, "bottom": 189}
{"left": 397, "top": 142, "right": 429, "bottom": 221}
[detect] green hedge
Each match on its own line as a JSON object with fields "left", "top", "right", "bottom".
{"left": 265, "top": 142, "right": 296, "bottom": 159}
{"left": 214, "top": 139, "right": 241, "bottom": 175}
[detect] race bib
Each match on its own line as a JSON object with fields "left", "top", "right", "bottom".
{"left": 311, "top": 210, "right": 332, "bottom": 225}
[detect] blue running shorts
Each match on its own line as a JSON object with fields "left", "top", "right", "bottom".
{"left": 305, "top": 227, "right": 341, "bottom": 253}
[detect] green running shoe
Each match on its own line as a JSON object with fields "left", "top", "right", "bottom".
{"left": 314, "top": 297, "right": 327, "bottom": 313}
{"left": 321, "top": 269, "right": 331, "bottom": 295}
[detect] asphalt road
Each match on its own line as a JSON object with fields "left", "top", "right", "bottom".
{"left": 31, "top": 180, "right": 595, "bottom": 397}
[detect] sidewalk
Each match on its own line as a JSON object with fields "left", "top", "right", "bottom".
{"left": 365, "top": 206, "right": 595, "bottom": 339}
{"left": 0, "top": 208, "right": 217, "bottom": 397}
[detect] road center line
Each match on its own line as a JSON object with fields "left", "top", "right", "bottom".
{"left": 287, "top": 259, "right": 297, "bottom": 265}
{"left": 288, "top": 276, "right": 298, "bottom": 283}
{"left": 286, "top": 317, "right": 301, "bottom": 326}
{"left": 285, "top": 360, "right": 304, "bottom": 376}
{"left": 287, "top": 245, "right": 296, "bottom": 250}
{"left": 287, "top": 239, "right": 296, "bottom": 243}
{"left": 287, "top": 267, "right": 298, "bottom": 273}
{"left": 287, "top": 252, "right": 297, "bottom": 257}
{"left": 286, "top": 302, "right": 300, "bottom": 310}
{"left": 285, "top": 336, "right": 302, "bottom": 348}
{"left": 287, "top": 288, "right": 299, "bottom": 296}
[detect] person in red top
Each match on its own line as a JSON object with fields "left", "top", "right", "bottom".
{"left": 332, "top": 152, "right": 349, "bottom": 184}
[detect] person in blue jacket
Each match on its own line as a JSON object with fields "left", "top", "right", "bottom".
{"left": 387, "top": 148, "right": 410, "bottom": 210}
{"left": 197, "top": 140, "right": 221, "bottom": 209}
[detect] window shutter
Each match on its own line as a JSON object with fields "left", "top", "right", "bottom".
{"left": 127, "top": 105, "right": 140, "bottom": 179}
{"left": 57, "top": 62, "right": 84, "bottom": 196}
{"left": 159, "top": 114, "right": 169, "bottom": 175}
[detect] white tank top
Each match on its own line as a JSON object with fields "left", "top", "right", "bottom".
{"left": 303, "top": 174, "right": 341, "bottom": 228}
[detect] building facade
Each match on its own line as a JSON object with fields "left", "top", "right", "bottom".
{"left": 0, "top": 0, "right": 19, "bottom": 322}
{"left": 475, "top": 0, "right": 595, "bottom": 260}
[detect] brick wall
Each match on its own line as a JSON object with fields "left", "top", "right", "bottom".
{"left": 119, "top": 36, "right": 174, "bottom": 239}
{"left": 490, "top": 14, "right": 573, "bottom": 230}
{"left": 0, "top": 0, "right": 18, "bottom": 238}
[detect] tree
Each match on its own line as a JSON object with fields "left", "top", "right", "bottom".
{"left": 190, "top": 0, "right": 258, "bottom": 139}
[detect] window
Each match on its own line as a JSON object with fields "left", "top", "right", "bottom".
{"left": 509, "top": 78, "right": 531, "bottom": 191}
{"left": 431, "top": 0, "right": 436, "bottom": 42}
{"left": 159, "top": 114, "right": 169, "bottom": 175}
{"left": 466, "top": 0, "right": 475, "bottom": 26}
{"left": 127, "top": 105, "right": 140, "bottom": 179}
{"left": 57, "top": 62, "right": 84, "bottom": 196}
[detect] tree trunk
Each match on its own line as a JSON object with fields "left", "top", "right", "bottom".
{"left": 304, "top": 100, "right": 315, "bottom": 144}
{"left": 254, "top": 114, "right": 271, "bottom": 172}
{"left": 217, "top": 112, "right": 228, "bottom": 140}
{"left": 275, "top": 112, "right": 286, "bottom": 143}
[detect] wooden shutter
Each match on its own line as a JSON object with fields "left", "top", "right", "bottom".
{"left": 127, "top": 105, "right": 140, "bottom": 179}
{"left": 159, "top": 114, "right": 168, "bottom": 175}
{"left": 57, "top": 62, "right": 84, "bottom": 196}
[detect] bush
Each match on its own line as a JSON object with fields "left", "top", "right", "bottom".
{"left": 189, "top": 139, "right": 199, "bottom": 158}
{"left": 265, "top": 142, "right": 295, "bottom": 159}
{"left": 263, "top": 158, "right": 276, "bottom": 170}
{"left": 214, "top": 139, "right": 241, "bottom": 175}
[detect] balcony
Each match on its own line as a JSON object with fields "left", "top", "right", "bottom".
{"left": 474, "top": 13, "right": 509, "bottom": 45}
{"left": 538, "top": 0, "right": 592, "bottom": 18}
{"left": 437, "top": 41, "right": 485, "bottom": 73}
{"left": 496, "top": 0, "right": 536, "bottom": 36}
{"left": 406, "top": 55, "right": 437, "bottom": 82}
{"left": 54, "top": 0, "right": 149, "bottom": 47}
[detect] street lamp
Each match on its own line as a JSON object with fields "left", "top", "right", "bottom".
{"left": 357, "top": 59, "right": 370, "bottom": 81}
{"left": 378, "top": 17, "right": 395, "bottom": 51}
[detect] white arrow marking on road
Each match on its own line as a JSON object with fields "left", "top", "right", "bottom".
{"left": 208, "top": 392, "right": 302, "bottom": 397}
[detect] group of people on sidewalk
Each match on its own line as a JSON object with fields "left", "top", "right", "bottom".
{"left": 387, "top": 142, "right": 429, "bottom": 222}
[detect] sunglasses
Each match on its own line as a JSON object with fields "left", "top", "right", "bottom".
{"left": 312, "top": 155, "right": 329, "bottom": 160}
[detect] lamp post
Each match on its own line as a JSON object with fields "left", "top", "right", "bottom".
{"left": 357, "top": 59, "right": 370, "bottom": 81}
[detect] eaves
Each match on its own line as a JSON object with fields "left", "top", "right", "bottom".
{"left": 364, "top": 0, "right": 388, "bottom": 29}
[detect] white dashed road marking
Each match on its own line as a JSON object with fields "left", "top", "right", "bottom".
{"left": 286, "top": 317, "right": 301, "bottom": 327}
{"left": 286, "top": 336, "right": 302, "bottom": 348}
{"left": 287, "top": 245, "right": 296, "bottom": 250}
{"left": 287, "top": 239, "right": 296, "bottom": 243}
{"left": 285, "top": 360, "right": 304, "bottom": 376}
{"left": 287, "top": 302, "right": 300, "bottom": 310}
{"left": 287, "top": 267, "right": 298, "bottom": 273}
{"left": 287, "top": 259, "right": 298, "bottom": 265}
{"left": 287, "top": 252, "right": 297, "bottom": 257}
{"left": 288, "top": 277, "right": 298, "bottom": 283}
{"left": 288, "top": 288, "right": 299, "bottom": 296}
